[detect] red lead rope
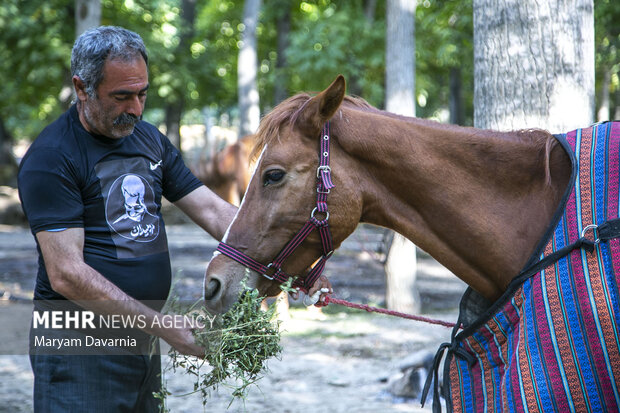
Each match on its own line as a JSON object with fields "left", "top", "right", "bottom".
{"left": 323, "top": 296, "right": 457, "bottom": 328}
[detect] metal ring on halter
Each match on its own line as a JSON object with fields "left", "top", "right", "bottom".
{"left": 581, "top": 224, "right": 600, "bottom": 244}
{"left": 311, "top": 207, "right": 329, "bottom": 221}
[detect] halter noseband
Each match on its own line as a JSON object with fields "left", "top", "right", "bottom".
{"left": 216, "top": 123, "right": 335, "bottom": 291}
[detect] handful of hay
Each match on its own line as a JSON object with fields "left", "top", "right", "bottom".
{"left": 156, "top": 281, "right": 290, "bottom": 411}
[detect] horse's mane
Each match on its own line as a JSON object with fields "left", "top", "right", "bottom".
{"left": 250, "top": 91, "right": 560, "bottom": 187}
{"left": 515, "top": 128, "right": 560, "bottom": 187}
{"left": 250, "top": 93, "right": 375, "bottom": 160}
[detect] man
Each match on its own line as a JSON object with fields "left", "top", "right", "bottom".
{"left": 18, "top": 26, "right": 237, "bottom": 412}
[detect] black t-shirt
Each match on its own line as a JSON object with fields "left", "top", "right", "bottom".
{"left": 18, "top": 105, "right": 202, "bottom": 302}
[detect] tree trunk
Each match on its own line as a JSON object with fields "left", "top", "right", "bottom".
{"left": 163, "top": 0, "right": 197, "bottom": 154}
{"left": 238, "top": 0, "right": 262, "bottom": 138}
{"left": 598, "top": 68, "right": 611, "bottom": 122}
{"left": 201, "top": 107, "right": 215, "bottom": 162}
{"left": 384, "top": 0, "right": 419, "bottom": 314}
{"left": 474, "top": 0, "right": 594, "bottom": 132}
{"left": 364, "top": 0, "right": 377, "bottom": 22}
{"left": 348, "top": 0, "right": 377, "bottom": 97}
{"left": 75, "top": 0, "right": 101, "bottom": 37}
{"left": 165, "top": 103, "right": 183, "bottom": 150}
{"left": 274, "top": 3, "right": 290, "bottom": 105}
{"left": 385, "top": 232, "right": 420, "bottom": 313}
{"left": 0, "top": 116, "right": 17, "bottom": 187}
{"left": 385, "top": 0, "right": 415, "bottom": 117}
{"left": 71, "top": 0, "right": 101, "bottom": 107}
{"left": 449, "top": 67, "right": 464, "bottom": 125}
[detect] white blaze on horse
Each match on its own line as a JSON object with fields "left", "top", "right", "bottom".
{"left": 204, "top": 75, "right": 620, "bottom": 412}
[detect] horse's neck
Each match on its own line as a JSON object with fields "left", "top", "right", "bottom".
{"left": 336, "top": 111, "right": 572, "bottom": 300}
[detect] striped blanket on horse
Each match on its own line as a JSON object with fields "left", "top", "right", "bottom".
{"left": 428, "top": 122, "right": 620, "bottom": 412}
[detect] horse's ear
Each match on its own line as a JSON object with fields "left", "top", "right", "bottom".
{"left": 317, "top": 75, "right": 346, "bottom": 120}
{"left": 297, "top": 75, "right": 346, "bottom": 134}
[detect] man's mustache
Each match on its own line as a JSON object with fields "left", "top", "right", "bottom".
{"left": 113, "top": 113, "right": 141, "bottom": 126}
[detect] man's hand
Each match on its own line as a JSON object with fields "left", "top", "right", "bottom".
{"left": 305, "top": 275, "right": 333, "bottom": 307}
{"left": 160, "top": 327, "right": 205, "bottom": 358}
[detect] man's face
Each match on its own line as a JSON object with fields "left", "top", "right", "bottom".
{"left": 76, "top": 57, "right": 149, "bottom": 139}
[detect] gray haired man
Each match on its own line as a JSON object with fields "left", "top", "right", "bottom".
{"left": 18, "top": 26, "right": 236, "bottom": 412}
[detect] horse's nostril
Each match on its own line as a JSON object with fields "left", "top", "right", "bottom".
{"left": 205, "top": 278, "right": 221, "bottom": 300}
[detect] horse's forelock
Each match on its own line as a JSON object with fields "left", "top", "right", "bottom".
{"left": 250, "top": 93, "right": 313, "bottom": 160}
{"left": 250, "top": 93, "right": 375, "bottom": 161}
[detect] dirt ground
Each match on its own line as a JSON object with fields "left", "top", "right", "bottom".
{"left": 0, "top": 222, "right": 466, "bottom": 413}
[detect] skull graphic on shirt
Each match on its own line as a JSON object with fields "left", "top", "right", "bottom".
{"left": 114, "top": 175, "right": 147, "bottom": 223}
{"left": 96, "top": 158, "right": 167, "bottom": 258}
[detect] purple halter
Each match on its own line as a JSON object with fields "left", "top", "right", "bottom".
{"left": 216, "top": 123, "right": 335, "bottom": 291}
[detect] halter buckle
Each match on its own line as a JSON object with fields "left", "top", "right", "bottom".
{"left": 263, "top": 263, "right": 276, "bottom": 280}
{"left": 316, "top": 165, "right": 331, "bottom": 178}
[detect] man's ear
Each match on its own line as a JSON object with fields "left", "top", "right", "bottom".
{"left": 72, "top": 76, "right": 88, "bottom": 102}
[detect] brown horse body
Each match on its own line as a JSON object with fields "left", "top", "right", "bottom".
{"left": 204, "top": 75, "right": 572, "bottom": 313}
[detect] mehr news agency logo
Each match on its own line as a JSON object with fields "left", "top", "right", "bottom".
{"left": 31, "top": 310, "right": 216, "bottom": 350}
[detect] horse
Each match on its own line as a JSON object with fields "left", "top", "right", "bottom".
{"left": 192, "top": 134, "right": 255, "bottom": 206}
{"left": 204, "top": 75, "right": 620, "bottom": 412}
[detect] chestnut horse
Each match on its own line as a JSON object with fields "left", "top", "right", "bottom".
{"left": 204, "top": 75, "right": 571, "bottom": 309}
{"left": 192, "top": 134, "right": 255, "bottom": 206}
{"left": 204, "top": 76, "right": 620, "bottom": 411}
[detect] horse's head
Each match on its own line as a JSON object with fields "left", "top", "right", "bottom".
{"left": 204, "top": 75, "right": 363, "bottom": 313}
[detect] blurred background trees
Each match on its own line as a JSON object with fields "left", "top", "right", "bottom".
{"left": 0, "top": 0, "right": 617, "bottom": 179}
{"left": 0, "top": 0, "right": 617, "bottom": 311}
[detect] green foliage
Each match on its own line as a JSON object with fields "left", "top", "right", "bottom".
{"left": 594, "top": 0, "right": 620, "bottom": 104}
{"left": 284, "top": 1, "right": 386, "bottom": 107}
{"left": 156, "top": 283, "right": 284, "bottom": 411}
{"left": 0, "top": 0, "right": 74, "bottom": 140}
{"left": 1, "top": 0, "right": 616, "bottom": 143}
{"left": 192, "top": 0, "right": 243, "bottom": 112}
{"left": 103, "top": 0, "right": 244, "bottom": 116}
{"left": 416, "top": 0, "right": 473, "bottom": 123}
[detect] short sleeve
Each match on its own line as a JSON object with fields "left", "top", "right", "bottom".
{"left": 160, "top": 137, "right": 202, "bottom": 202}
{"left": 18, "top": 148, "right": 84, "bottom": 233}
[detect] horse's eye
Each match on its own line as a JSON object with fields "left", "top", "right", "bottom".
{"left": 263, "top": 170, "right": 285, "bottom": 187}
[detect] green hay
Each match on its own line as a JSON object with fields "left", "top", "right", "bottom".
{"left": 156, "top": 279, "right": 294, "bottom": 412}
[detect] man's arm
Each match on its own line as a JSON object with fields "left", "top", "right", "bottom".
{"left": 36, "top": 228, "right": 203, "bottom": 356}
{"left": 173, "top": 185, "right": 237, "bottom": 241}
